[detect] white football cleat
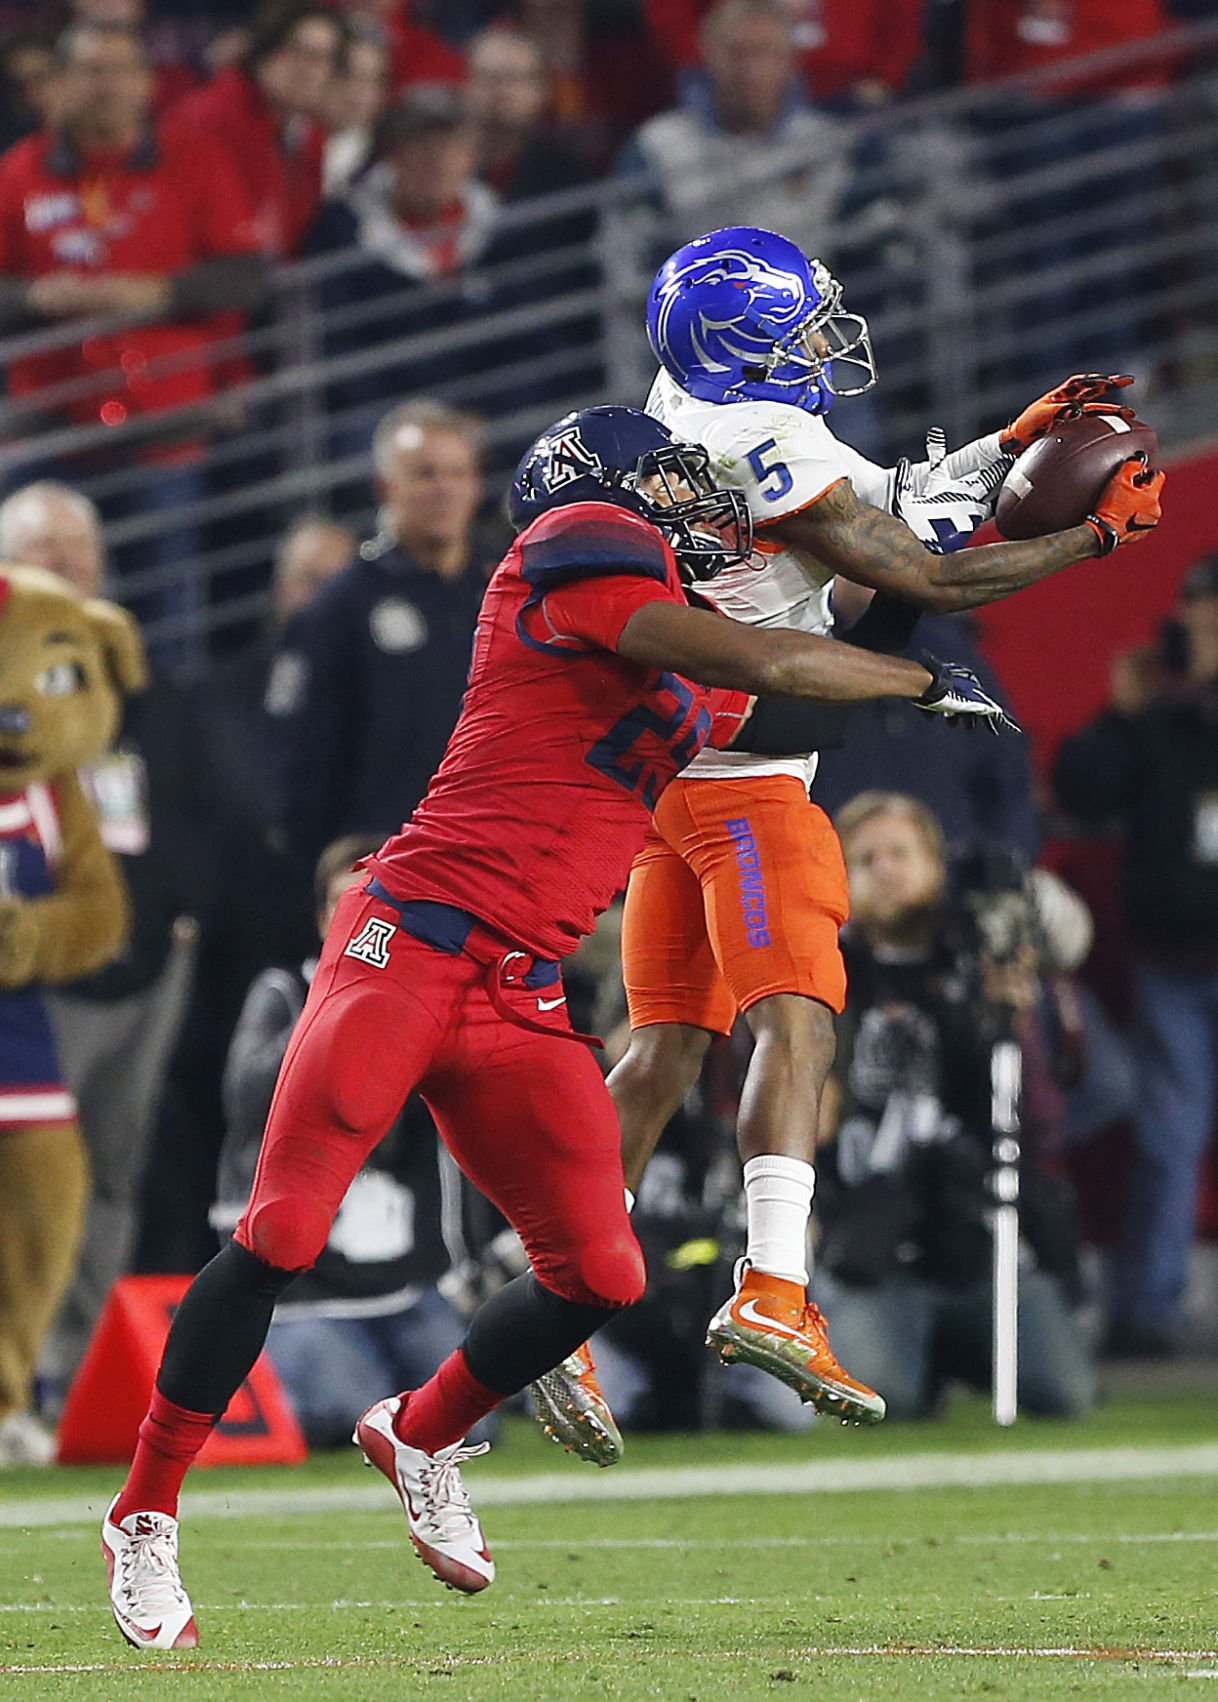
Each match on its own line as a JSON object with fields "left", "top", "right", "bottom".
{"left": 101, "top": 1495, "right": 199, "bottom": 1650}
{"left": 353, "top": 1397, "right": 494, "bottom": 1594}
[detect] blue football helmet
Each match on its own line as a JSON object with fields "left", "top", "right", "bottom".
{"left": 646, "top": 226, "right": 877, "bottom": 414}
{"left": 509, "top": 405, "right": 752, "bottom": 581}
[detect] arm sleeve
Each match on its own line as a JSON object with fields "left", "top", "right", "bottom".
{"left": 894, "top": 431, "right": 1013, "bottom": 502}
{"left": 728, "top": 696, "right": 854, "bottom": 756}
{"left": 835, "top": 589, "right": 922, "bottom": 653}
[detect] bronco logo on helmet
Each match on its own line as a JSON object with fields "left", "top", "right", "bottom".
{"left": 646, "top": 226, "right": 877, "bottom": 415}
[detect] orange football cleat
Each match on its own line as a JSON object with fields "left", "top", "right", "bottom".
{"left": 528, "top": 1341, "right": 624, "bottom": 1467}
{"left": 706, "top": 1263, "right": 886, "bottom": 1424}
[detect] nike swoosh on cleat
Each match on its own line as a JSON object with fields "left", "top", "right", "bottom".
{"left": 536, "top": 996, "right": 565, "bottom": 1011}
{"left": 733, "top": 1298, "right": 806, "bottom": 1341}
{"left": 116, "top": 1611, "right": 162, "bottom": 1643}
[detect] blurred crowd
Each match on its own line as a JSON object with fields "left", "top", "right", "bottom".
{"left": 0, "top": 0, "right": 1213, "bottom": 657}
{"left": 0, "top": 0, "right": 1216, "bottom": 1463}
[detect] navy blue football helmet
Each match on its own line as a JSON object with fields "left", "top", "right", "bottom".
{"left": 646, "top": 226, "right": 877, "bottom": 415}
{"left": 509, "top": 405, "right": 752, "bottom": 581}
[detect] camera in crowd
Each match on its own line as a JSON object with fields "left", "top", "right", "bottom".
{"left": 944, "top": 843, "right": 1048, "bottom": 1035}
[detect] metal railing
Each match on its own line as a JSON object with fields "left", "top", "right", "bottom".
{"left": 1, "top": 19, "right": 1215, "bottom": 659}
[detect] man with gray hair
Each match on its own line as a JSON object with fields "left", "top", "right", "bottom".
{"left": 0, "top": 479, "right": 206, "bottom": 1410}
{"left": 616, "top": 0, "right": 853, "bottom": 254}
{"left": 0, "top": 482, "right": 105, "bottom": 600}
{"left": 269, "top": 400, "right": 492, "bottom": 863}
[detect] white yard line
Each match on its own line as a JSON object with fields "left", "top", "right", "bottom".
{"left": 4, "top": 1644, "right": 1218, "bottom": 1677}
{"left": 4, "top": 1441, "right": 1218, "bottom": 1530}
{"left": 229, "top": 1529, "right": 1218, "bottom": 1552}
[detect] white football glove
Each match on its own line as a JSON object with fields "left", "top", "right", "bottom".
{"left": 891, "top": 427, "right": 1014, "bottom": 554}
{"left": 915, "top": 653, "right": 1021, "bottom": 736}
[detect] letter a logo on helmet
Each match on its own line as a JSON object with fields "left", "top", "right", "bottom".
{"left": 544, "top": 425, "right": 601, "bottom": 491}
{"left": 646, "top": 225, "right": 877, "bottom": 415}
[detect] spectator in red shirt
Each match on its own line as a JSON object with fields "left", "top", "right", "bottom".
{"left": 0, "top": 22, "right": 266, "bottom": 432}
{"left": 0, "top": 20, "right": 269, "bottom": 656}
{"left": 166, "top": 0, "right": 347, "bottom": 259}
{"left": 644, "top": 0, "right": 926, "bottom": 108}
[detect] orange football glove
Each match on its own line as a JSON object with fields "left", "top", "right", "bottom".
{"left": 1001, "top": 373, "right": 1136, "bottom": 453}
{"left": 1085, "top": 455, "right": 1165, "bottom": 554}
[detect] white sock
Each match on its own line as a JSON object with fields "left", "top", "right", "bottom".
{"left": 624, "top": 1188, "right": 635, "bottom": 1213}
{"left": 743, "top": 1155, "right": 814, "bottom": 1287}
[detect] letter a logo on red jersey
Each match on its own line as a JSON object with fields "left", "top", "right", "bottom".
{"left": 345, "top": 917, "right": 394, "bottom": 969}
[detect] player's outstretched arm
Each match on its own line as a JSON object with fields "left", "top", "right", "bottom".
{"left": 617, "top": 603, "right": 1015, "bottom": 732}
{"left": 617, "top": 598, "right": 933, "bottom": 701}
{"left": 769, "top": 458, "right": 1165, "bottom": 614}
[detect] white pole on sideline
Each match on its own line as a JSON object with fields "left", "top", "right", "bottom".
{"left": 991, "top": 1034, "right": 1022, "bottom": 1427}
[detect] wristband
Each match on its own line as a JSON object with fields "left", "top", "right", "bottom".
{"left": 915, "top": 652, "right": 950, "bottom": 705}
{"left": 1084, "top": 515, "right": 1119, "bottom": 555}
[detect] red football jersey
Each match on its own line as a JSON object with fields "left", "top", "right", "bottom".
{"left": 369, "top": 501, "right": 750, "bottom": 959}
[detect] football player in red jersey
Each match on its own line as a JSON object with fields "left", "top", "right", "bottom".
{"left": 101, "top": 407, "right": 1013, "bottom": 1646}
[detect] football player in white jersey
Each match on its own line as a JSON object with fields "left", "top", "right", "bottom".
{"left": 527, "top": 226, "right": 1164, "bottom": 1464}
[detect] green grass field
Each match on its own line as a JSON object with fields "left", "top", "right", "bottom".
{"left": 4, "top": 1390, "right": 1218, "bottom": 1699}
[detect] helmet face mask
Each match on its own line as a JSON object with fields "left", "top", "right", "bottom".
{"left": 509, "top": 406, "right": 752, "bottom": 582}
{"left": 629, "top": 442, "right": 754, "bottom": 583}
{"left": 648, "top": 227, "right": 878, "bottom": 414}
{"left": 763, "top": 268, "right": 877, "bottom": 401}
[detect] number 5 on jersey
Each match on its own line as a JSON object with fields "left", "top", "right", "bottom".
{"left": 746, "top": 438, "right": 794, "bottom": 503}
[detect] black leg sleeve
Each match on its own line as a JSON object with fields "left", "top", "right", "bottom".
{"left": 462, "top": 1272, "right": 619, "bottom": 1395}
{"left": 156, "top": 1239, "right": 300, "bottom": 1416}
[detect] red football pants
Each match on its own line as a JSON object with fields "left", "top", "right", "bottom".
{"left": 234, "top": 886, "right": 644, "bottom": 1310}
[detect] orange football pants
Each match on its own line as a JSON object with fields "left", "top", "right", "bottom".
{"left": 622, "top": 773, "right": 850, "bottom": 1036}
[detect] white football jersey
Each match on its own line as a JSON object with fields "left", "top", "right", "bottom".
{"left": 646, "top": 368, "right": 892, "bottom": 784}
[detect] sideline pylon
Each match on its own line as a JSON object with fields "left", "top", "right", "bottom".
{"left": 56, "top": 1276, "right": 306, "bottom": 1465}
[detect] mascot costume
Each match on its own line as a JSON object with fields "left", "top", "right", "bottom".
{"left": 0, "top": 564, "right": 145, "bottom": 1464}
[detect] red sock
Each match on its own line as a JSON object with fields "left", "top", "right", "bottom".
{"left": 111, "top": 1389, "right": 218, "bottom": 1523}
{"left": 392, "top": 1349, "right": 502, "bottom": 1454}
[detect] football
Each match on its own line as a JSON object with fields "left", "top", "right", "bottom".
{"left": 994, "top": 412, "right": 1160, "bottom": 540}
